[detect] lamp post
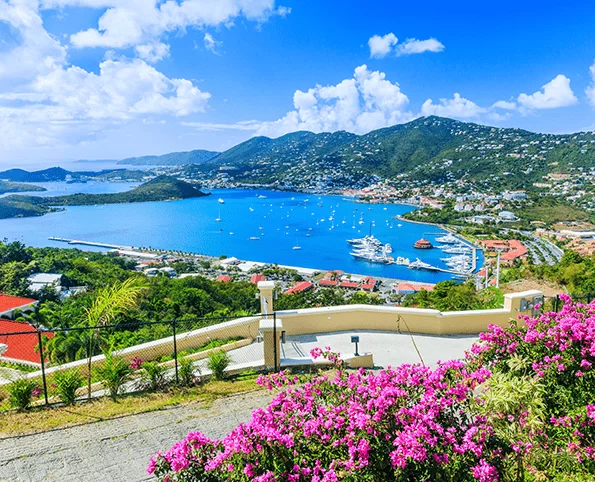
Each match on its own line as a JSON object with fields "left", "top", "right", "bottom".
{"left": 351, "top": 335, "right": 360, "bottom": 356}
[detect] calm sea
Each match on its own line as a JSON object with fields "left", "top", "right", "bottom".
{"left": 1, "top": 183, "right": 481, "bottom": 283}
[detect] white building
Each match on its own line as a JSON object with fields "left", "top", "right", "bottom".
{"left": 27, "top": 273, "right": 62, "bottom": 294}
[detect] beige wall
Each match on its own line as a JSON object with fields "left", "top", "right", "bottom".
{"left": 5, "top": 290, "right": 543, "bottom": 384}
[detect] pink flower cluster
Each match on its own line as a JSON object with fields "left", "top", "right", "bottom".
{"left": 149, "top": 297, "right": 595, "bottom": 481}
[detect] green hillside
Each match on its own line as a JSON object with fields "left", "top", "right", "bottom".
{"left": 0, "top": 180, "right": 46, "bottom": 195}
{"left": 0, "top": 176, "right": 209, "bottom": 219}
{"left": 191, "top": 116, "right": 595, "bottom": 189}
{"left": 118, "top": 149, "right": 220, "bottom": 166}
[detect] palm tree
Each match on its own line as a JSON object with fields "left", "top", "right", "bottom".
{"left": 85, "top": 277, "right": 148, "bottom": 399}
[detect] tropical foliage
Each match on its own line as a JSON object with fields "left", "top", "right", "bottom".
{"left": 149, "top": 297, "right": 595, "bottom": 481}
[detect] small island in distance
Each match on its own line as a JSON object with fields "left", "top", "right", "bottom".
{"left": 0, "top": 180, "right": 46, "bottom": 195}
{"left": 0, "top": 175, "right": 209, "bottom": 219}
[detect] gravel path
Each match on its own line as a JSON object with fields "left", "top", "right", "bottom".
{"left": 0, "top": 391, "right": 273, "bottom": 482}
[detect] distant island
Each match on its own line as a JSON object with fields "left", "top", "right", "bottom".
{"left": 0, "top": 180, "right": 46, "bottom": 195}
{"left": 0, "top": 176, "right": 209, "bottom": 219}
{"left": 117, "top": 149, "right": 219, "bottom": 166}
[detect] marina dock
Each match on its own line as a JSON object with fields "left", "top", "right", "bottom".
{"left": 48, "top": 237, "right": 133, "bottom": 250}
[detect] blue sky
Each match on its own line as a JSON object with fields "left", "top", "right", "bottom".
{"left": 1, "top": 0, "right": 595, "bottom": 164}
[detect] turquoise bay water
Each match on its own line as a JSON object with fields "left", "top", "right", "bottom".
{"left": 1, "top": 187, "right": 480, "bottom": 283}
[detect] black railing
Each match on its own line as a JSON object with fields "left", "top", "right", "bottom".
{"left": 0, "top": 312, "right": 270, "bottom": 408}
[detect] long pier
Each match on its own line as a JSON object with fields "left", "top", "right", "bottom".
{"left": 48, "top": 237, "right": 132, "bottom": 250}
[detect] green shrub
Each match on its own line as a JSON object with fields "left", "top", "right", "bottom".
{"left": 140, "top": 361, "right": 167, "bottom": 391}
{"left": 7, "top": 378, "right": 38, "bottom": 410}
{"left": 53, "top": 369, "right": 84, "bottom": 405}
{"left": 178, "top": 357, "right": 200, "bottom": 387}
{"left": 207, "top": 350, "right": 231, "bottom": 380}
{"left": 94, "top": 353, "right": 131, "bottom": 400}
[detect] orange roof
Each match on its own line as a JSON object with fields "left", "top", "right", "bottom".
{"left": 0, "top": 294, "right": 37, "bottom": 314}
{"left": 251, "top": 274, "right": 266, "bottom": 284}
{"left": 396, "top": 283, "right": 434, "bottom": 292}
{"left": 0, "top": 320, "right": 53, "bottom": 363}
{"left": 319, "top": 279, "right": 339, "bottom": 287}
{"left": 323, "top": 270, "right": 344, "bottom": 279}
{"left": 339, "top": 280, "right": 359, "bottom": 289}
{"left": 480, "top": 239, "right": 527, "bottom": 261}
{"left": 283, "top": 281, "right": 313, "bottom": 295}
{"left": 216, "top": 275, "right": 232, "bottom": 282}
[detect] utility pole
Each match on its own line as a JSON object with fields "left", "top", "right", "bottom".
{"left": 496, "top": 249, "right": 502, "bottom": 289}
{"left": 484, "top": 263, "right": 489, "bottom": 289}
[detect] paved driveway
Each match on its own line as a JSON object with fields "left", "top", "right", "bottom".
{"left": 0, "top": 391, "right": 272, "bottom": 482}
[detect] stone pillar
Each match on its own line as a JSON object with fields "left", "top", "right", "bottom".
{"left": 258, "top": 281, "right": 275, "bottom": 316}
{"left": 260, "top": 317, "right": 282, "bottom": 369}
{"left": 504, "top": 290, "right": 544, "bottom": 319}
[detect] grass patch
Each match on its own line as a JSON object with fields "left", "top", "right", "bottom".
{"left": 0, "top": 361, "right": 39, "bottom": 373}
{"left": 0, "top": 377, "right": 261, "bottom": 438}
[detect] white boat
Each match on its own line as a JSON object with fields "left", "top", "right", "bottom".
{"left": 257, "top": 195, "right": 267, "bottom": 199}
{"left": 397, "top": 224, "right": 402, "bottom": 227}
{"left": 384, "top": 243, "right": 393, "bottom": 254}
{"left": 394, "top": 256, "right": 411, "bottom": 266}
{"left": 292, "top": 245, "right": 302, "bottom": 250}
{"left": 249, "top": 207, "right": 254, "bottom": 212}
{"left": 249, "top": 237, "right": 259, "bottom": 240}
{"left": 436, "top": 233, "right": 459, "bottom": 244}
{"left": 218, "top": 198, "right": 225, "bottom": 204}
{"left": 229, "top": 232, "right": 234, "bottom": 235}
{"left": 408, "top": 258, "right": 433, "bottom": 270}
{"left": 443, "top": 245, "right": 472, "bottom": 254}
{"left": 215, "top": 208, "right": 222, "bottom": 222}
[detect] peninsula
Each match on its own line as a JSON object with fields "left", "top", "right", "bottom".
{"left": 0, "top": 176, "right": 209, "bottom": 219}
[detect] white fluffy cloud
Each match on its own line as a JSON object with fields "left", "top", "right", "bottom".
{"left": 63, "top": 0, "right": 289, "bottom": 50}
{"left": 0, "top": 1, "right": 211, "bottom": 152}
{"left": 586, "top": 60, "right": 595, "bottom": 108}
{"left": 517, "top": 74, "right": 578, "bottom": 110}
{"left": 421, "top": 93, "right": 485, "bottom": 119}
{"left": 0, "top": 0, "right": 66, "bottom": 82}
{"left": 396, "top": 38, "right": 444, "bottom": 56}
{"left": 135, "top": 42, "right": 170, "bottom": 63}
{"left": 203, "top": 33, "right": 222, "bottom": 54}
{"left": 368, "top": 32, "right": 444, "bottom": 58}
{"left": 368, "top": 33, "right": 398, "bottom": 59}
{"left": 492, "top": 100, "right": 517, "bottom": 110}
{"left": 254, "top": 65, "right": 412, "bottom": 137}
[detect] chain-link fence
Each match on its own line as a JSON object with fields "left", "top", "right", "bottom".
{"left": 0, "top": 313, "right": 266, "bottom": 409}
{"left": 549, "top": 293, "right": 595, "bottom": 312}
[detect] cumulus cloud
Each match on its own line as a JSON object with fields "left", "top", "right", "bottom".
{"left": 135, "top": 42, "right": 170, "bottom": 63}
{"left": 492, "top": 100, "right": 517, "bottom": 110}
{"left": 586, "top": 60, "right": 595, "bottom": 108}
{"left": 517, "top": 74, "right": 578, "bottom": 110}
{"left": 203, "top": 33, "right": 222, "bottom": 54}
{"left": 0, "top": 2, "right": 212, "bottom": 152}
{"left": 254, "top": 65, "right": 412, "bottom": 137}
{"left": 0, "top": 1, "right": 66, "bottom": 82}
{"left": 421, "top": 93, "right": 485, "bottom": 119}
{"left": 65, "top": 0, "right": 289, "bottom": 50}
{"left": 368, "top": 33, "right": 398, "bottom": 59}
{"left": 368, "top": 33, "right": 444, "bottom": 58}
{"left": 396, "top": 38, "right": 444, "bottom": 56}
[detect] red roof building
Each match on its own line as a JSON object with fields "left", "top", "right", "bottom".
{"left": 323, "top": 270, "right": 344, "bottom": 279}
{"left": 319, "top": 279, "right": 339, "bottom": 287}
{"left": 251, "top": 274, "right": 266, "bottom": 284}
{"left": 216, "top": 275, "right": 232, "bottom": 283}
{"left": 0, "top": 320, "right": 53, "bottom": 364}
{"left": 479, "top": 240, "right": 528, "bottom": 264}
{"left": 0, "top": 294, "right": 38, "bottom": 320}
{"left": 361, "top": 277, "right": 378, "bottom": 291}
{"left": 339, "top": 280, "right": 360, "bottom": 289}
{"left": 395, "top": 283, "right": 434, "bottom": 295}
{"left": 283, "top": 281, "right": 313, "bottom": 295}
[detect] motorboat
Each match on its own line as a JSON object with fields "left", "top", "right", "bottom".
{"left": 435, "top": 233, "right": 459, "bottom": 244}
{"left": 218, "top": 198, "right": 225, "bottom": 204}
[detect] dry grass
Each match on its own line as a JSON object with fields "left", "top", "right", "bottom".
{"left": 0, "top": 378, "right": 260, "bottom": 438}
{"left": 500, "top": 278, "right": 565, "bottom": 297}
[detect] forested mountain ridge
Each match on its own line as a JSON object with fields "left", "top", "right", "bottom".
{"left": 186, "top": 116, "right": 595, "bottom": 189}
{"left": 118, "top": 149, "right": 220, "bottom": 166}
{"left": 0, "top": 176, "right": 208, "bottom": 219}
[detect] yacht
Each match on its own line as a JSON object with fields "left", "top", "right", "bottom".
{"left": 257, "top": 195, "right": 267, "bottom": 199}
{"left": 436, "top": 233, "right": 460, "bottom": 244}
{"left": 218, "top": 198, "right": 225, "bottom": 204}
{"left": 292, "top": 245, "right": 302, "bottom": 250}
{"left": 384, "top": 243, "right": 393, "bottom": 254}
{"left": 443, "top": 245, "right": 472, "bottom": 254}
{"left": 215, "top": 209, "right": 222, "bottom": 222}
{"left": 408, "top": 258, "right": 433, "bottom": 270}
{"left": 394, "top": 257, "right": 411, "bottom": 266}
{"left": 249, "top": 236, "right": 259, "bottom": 240}
{"left": 249, "top": 207, "right": 254, "bottom": 212}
